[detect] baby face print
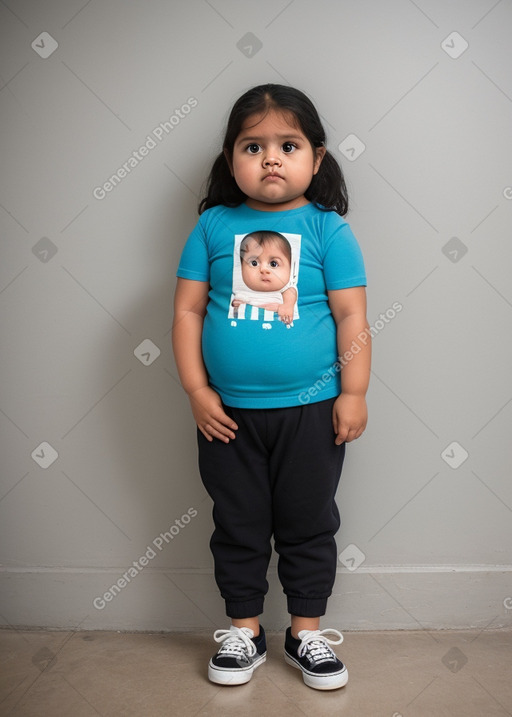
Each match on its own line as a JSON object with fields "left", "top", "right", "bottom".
{"left": 240, "top": 237, "right": 291, "bottom": 293}
{"left": 229, "top": 230, "right": 301, "bottom": 326}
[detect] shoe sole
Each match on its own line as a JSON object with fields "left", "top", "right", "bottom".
{"left": 208, "top": 653, "right": 266, "bottom": 685}
{"left": 284, "top": 652, "right": 348, "bottom": 690}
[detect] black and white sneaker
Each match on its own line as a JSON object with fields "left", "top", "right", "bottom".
{"left": 208, "top": 625, "right": 266, "bottom": 685}
{"left": 284, "top": 627, "right": 348, "bottom": 690}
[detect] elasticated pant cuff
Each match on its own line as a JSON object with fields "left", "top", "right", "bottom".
{"left": 225, "top": 597, "right": 264, "bottom": 619}
{"left": 287, "top": 596, "right": 328, "bottom": 617}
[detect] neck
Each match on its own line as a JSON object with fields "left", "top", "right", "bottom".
{"left": 244, "top": 196, "right": 310, "bottom": 212}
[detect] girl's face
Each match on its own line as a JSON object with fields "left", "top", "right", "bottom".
{"left": 226, "top": 110, "right": 325, "bottom": 212}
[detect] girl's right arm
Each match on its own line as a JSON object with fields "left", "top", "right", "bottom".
{"left": 172, "top": 278, "right": 238, "bottom": 443}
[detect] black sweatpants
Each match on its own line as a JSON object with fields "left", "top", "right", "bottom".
{"left": 197, "top": 397, "right": 346, "bottom": 619}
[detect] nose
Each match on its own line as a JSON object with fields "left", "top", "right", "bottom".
{"left": 263, "top": 154, "right": 281, "bottom": 167}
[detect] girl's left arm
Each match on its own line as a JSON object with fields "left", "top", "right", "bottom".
{"left": 328, "top": 286, "right": 371, "bottom": 444}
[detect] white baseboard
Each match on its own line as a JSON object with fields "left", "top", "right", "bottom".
{"left": 1, "top": 566, "right": 511, "bottom": 632}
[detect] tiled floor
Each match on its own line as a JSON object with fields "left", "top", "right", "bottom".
{"left": 1, "top": 628, "right": 511, "bottom": 716}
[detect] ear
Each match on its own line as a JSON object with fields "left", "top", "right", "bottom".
{"left": 224, "top": 148, "right": 234, "bottom": 176}
{"left": 312, "top": 145, "right": 326, "bottom": 175}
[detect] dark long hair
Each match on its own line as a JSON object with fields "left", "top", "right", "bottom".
{"left": 198, "top": 84, "right": 348, "bottom": 216}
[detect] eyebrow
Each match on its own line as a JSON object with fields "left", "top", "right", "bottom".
{"left": 248, "top": 254, "right": 286, "bottom": 260}
{"left": 243, "top": 253, "right": 285, "bottom": 260}
{"left": 235, "top": 134, "right": 305, "bottom": 146}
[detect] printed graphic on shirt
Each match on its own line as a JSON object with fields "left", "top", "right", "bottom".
{"left": 229, "top": 230, "right": 301, "bottom": 329}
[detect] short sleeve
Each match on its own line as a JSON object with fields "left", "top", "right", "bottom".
{"left": 176, "top": 217, "right": 210, "bottom": 282}
{"left": 322, "top": 222, "right": 367, "bottom": 290}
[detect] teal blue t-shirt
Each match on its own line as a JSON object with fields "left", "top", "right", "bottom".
{"left": 176, "top": 202, "right": 366, "bottom": 408}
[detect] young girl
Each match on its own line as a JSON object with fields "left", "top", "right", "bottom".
{"left": 172, "top": 83, "right": 370, "bottom": 690}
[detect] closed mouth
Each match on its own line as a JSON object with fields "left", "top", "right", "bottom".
{"left": 263, "top": 173, "right": 283, "bottom": 180}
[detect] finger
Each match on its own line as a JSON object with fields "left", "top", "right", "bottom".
{"left": 211, "top": 419, "right": 237, "bottom": 440}
{"left": 204, "top": 423, "right": 231, "bottom": 443}
{"left": 335, "top": 427, "right": 348, "bottom": 445}
{"left": 345, "top": 426, "right": 363, "bottom": 443}
{"left": 354, "top": 425, "right": 366, "bottom": 440}
{"left": 212, "top": 413, "right": 238, "bottom": 436}
{"left": 207, "top": 417, "right": 238, "bottom": 442}
{"left": 199, "top": 425, "right": 213, "bottom": 442}
{"left": 223, "top": 417, "right": 239, "bottom": 433}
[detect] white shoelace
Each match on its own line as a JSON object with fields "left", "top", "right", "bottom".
{"left": 297, "top": 628, "right": 344, "bottom": 667}
{"left": 213, "top": 626, "right": 257, "bottom": 660}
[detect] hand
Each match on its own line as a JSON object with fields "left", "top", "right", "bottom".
{"left": 277, "top": 304, "right": 293, "bottom": 324}
{"left": 189, "top": 386, "right": 238, "bottom": 443}
{"left": 332, "top": 393, "right": 367, "bottom": 445}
